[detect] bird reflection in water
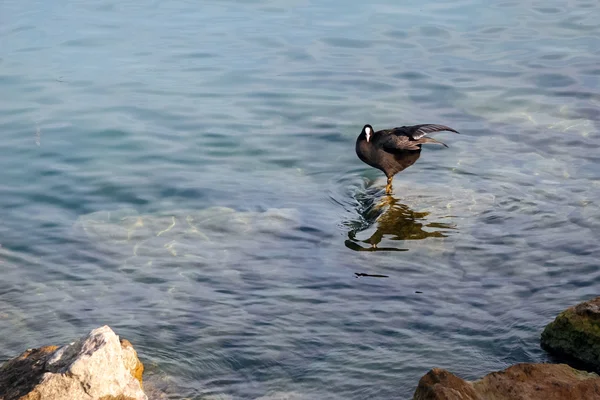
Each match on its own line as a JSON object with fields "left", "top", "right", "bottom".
{"left": 344, "top": 193, "right": 457, "bottom": 252}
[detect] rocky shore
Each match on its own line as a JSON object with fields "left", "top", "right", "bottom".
{"left": 1, "top": 297, "right": 600, "bottom": 399}
{"left": 414, "top": 296, "right": 600, "bottom": 399}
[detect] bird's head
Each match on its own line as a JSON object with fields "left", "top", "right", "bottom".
{"left": 361, "top": 124, "right": 374, "bottom": 143}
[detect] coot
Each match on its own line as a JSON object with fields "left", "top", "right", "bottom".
{"left": 356, "top": 123, "right": 459, "bottom": 194}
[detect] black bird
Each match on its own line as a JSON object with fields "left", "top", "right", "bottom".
{"left": 356, "top": 123, "right": 459, "bottom": 194}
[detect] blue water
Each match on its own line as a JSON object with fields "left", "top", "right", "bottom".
{"left": 1, "top": 0, "right": 600, "bottom": 398}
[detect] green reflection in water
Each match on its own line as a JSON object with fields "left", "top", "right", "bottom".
{"left": 345, "top": 194, "right": 456, "bottom": 252}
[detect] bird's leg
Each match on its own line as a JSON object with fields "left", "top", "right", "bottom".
{"left": 385, "top": 176, "right": 393, "bottom": 195}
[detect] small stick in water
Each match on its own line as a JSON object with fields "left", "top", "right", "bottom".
{"left": 354, "top": 272, "right": 389, "bottom": 278}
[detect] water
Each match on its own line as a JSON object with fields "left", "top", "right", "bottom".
{"left": 1, "top": 0, "right": 599, "bottom": 398}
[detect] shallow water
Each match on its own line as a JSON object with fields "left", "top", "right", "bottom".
{"left": 1, "top": 0, "right": 600, "bottom": 398}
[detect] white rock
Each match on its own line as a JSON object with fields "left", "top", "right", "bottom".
{"left": 0, "top": 325, "right": 147, "bottom": 400}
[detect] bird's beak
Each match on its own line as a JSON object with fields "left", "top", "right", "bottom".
{"left": 366, "top": 133, "right": 371, "bottom": 143}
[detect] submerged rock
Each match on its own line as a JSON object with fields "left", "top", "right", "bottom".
{"left": 0, "top": 326, "right": 146, "bottom": 400}
{"left": 73, "top": 207, "right": 302, "bottom": 266}
{"left": 541, "top": 296, "right": 600, "bottom": 371}
{"left": 413, "top": 363, "right": 600, "bottom": 400}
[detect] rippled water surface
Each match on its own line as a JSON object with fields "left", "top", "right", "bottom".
{"left": 1, "top": 0, "right": 600, "bottom": 398}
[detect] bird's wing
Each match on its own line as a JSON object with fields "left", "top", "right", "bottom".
{"left": 395, "top": 124, "right": 459, "bottom": 139}
{"left": 379, "top": 133, "right": 422, "bottom": 151}
{"left": 379, "top": 124, "right": 459, "bottom": 151}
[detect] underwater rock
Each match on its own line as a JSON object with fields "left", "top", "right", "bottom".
{"left": 255, "top": 392, "right": 306, "bottom": 400}
{"left": 541, "top": 296, "right": 600, "bottom": 371}
{"left": 0, "top": 326, "right": 147, "bottom": 400}
{"left": 413, "top": 363, "right": 600, "bottom": 400}
{"left": 73, "top": 207, "right": 302, "bottom": 265}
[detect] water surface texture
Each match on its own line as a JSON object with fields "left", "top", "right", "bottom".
{"left": 1, "top": 0, "right": 600, "bottom": 398}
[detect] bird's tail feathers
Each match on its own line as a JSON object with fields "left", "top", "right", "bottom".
{"left": 418, "top": 137, "right": 448, "bottom": 148}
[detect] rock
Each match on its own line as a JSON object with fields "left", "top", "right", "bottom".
{"left": 541, "top": 296, "right": 600, "bottom": 370}
{"left": 413, "top": 363, "right": 600, "bottom": 400}
{"left": 413, "top": 367, "right": 479, "bottom": 400}
{"left": 120, "top": 339, "right": 145, "bottom": 385}
{"left": 0, "top": 325, "right": 147, "bottom": 400}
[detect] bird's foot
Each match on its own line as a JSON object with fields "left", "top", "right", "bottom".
{"left": 385, "top": 177, "right": 393, "bottom": 195}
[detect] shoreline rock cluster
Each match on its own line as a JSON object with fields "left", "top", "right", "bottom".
{"left": 414, "top": 363, "right": 600, "bottom": 400}
{"left": 1, "top": 298, "right": 599, "bottom": 399}
{"left": 414, "top": 296, "right": 600, "bottom": 399}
